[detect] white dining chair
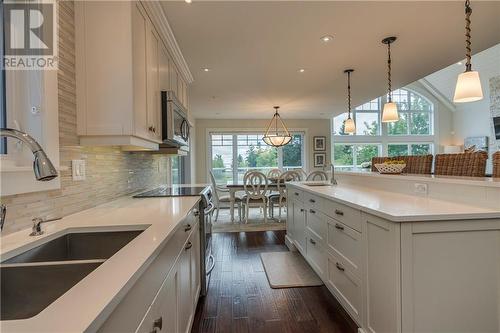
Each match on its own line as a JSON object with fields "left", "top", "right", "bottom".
{"left": 306, "top": 170, "right": 328, "bottom": 181}
{"left": 295, "top": 169, "right": 307, "bottom": 180}
{"left": 209, "top": 170, "right": 242, "bottom": 222}
{"left": 242, "top": 171, "right": 268, "bottom": 224}
{"left": 267, "top": 168, "right": 281, "bottom": 178}
{"left": 268, "top": 170, "right": 301, "bottom": 222}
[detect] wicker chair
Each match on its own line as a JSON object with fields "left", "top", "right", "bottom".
{"left": 434, "top": 151, "right": 488, "bottom": 177}
{"left": 371, "top": 155, "right": 433, "bottom": 174}
{"left": 492, "top": 151, "right": 500, "bottom": 178}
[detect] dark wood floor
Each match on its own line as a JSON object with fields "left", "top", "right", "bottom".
{"left": 191, "top": 231, "right": 358, "bottom": 333}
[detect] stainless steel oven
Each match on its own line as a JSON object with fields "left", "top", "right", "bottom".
{"left": 161, "top": 91, "right": 189, "bottom": 150}
{"left": 200, "top": 187, "right": 214, "bottom": 296}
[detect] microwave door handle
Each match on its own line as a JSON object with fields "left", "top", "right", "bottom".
{"left": 181, "top": 119, "right": 189, "bottom": 141}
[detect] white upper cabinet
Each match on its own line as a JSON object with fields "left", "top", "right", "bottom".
{"left": 75, "top": 1, "right": 191, "bottom": 150}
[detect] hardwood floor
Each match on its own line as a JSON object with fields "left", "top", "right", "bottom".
{"left": 191, "top": 231, "right": 358, "bottom": 333}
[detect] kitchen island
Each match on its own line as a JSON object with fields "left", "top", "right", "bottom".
{"left": 1, "top": 195, "right": 201, "bottom": 333}
{"left": 286, "top": 177, "right": 500, "bottom": 333}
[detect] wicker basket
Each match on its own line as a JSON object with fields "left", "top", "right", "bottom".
{"left": 374, "top": 163, "right": 406, "bottom": 174}
{"left": 493, "top": 151, "right": 500, "bottom": 178}
{"left": 371, "top": 155, "right": 433, "bottom": 174}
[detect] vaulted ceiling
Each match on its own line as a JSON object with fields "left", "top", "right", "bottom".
{"left": 161, "top": 1, "right": 500, "bottom": 119}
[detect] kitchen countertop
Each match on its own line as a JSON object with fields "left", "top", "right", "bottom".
{"left": 289, "top": 182, "right": 500, "bottom": 222}
{"left": 0, "top": 195, "right": 200, "bottom": 332}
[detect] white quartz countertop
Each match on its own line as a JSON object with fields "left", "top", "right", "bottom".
{"left": 289, "top": 182, "right": 500, "bottom": 222}
{"left": 0, "top": 195, "right": 200, "bottom": 332}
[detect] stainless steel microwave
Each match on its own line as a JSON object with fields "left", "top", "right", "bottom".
{"left": 161, "top": 91, "right": 189, "bottom": 151}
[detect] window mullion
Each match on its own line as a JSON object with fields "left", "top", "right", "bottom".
{"left": 232, "top": 134, "right": 238, "bottom": 182}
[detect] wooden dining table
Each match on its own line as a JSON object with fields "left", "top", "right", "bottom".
{"left": 225, "top": 180, "right": 281, "bottom": 222}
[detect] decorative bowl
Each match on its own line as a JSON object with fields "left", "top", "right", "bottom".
{"left": 374, "top": 163, "right": 406, "bottom": 174}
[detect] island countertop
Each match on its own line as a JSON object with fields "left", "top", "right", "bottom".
{"left": 0, "top": 195, "right": 200, "bottom": 332}
{"left": 288, "top": 182, "right": 500, "bottom": 222}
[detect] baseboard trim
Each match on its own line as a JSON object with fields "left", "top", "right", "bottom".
{"left": 285, "top": 234, "right": 297, "bottom": 251}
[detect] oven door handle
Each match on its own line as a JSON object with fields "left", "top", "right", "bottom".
{"left": 206, "top": 254, "right": 215, "bottom": 275}
{"left": 204, "top": 202, "right": 215, "bottom": 215}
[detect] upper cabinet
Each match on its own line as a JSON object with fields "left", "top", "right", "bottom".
{"left": 75, "top": 1, "right": 192, "bottom": 151}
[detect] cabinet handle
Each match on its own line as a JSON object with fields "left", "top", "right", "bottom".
{"left": 309, "top": 198, "right": 315, "bottom": 203}
{"left": 294, "top": 192, "right": 299, "bottom": 196}
{"left": 309, "top": 238, "right": 316, "bottom": 245}
{"left": 184, "top": 224, "right": 192, "bottom": 232}
{"left": 148, "top": 126, "right": 154, "bottom": 132}
{"left": 334, "top": 223, "right": 344, "bottom": 230}
{"left": 335, "top": 262, "right": 345, "bottom": 272}
{"left": 300, "top": 208, "right": 304, "bottom": 212}
{"left": 153, "top": 317, "right": 163, "bottom": 330}
{"left": 309, "top": 209, "right": 316, "bottom": 214}
{"left": 185, "top": 241, "right": 192, "bottom": 250}
{"left": 335, "top": 209, "right": 344, "bottom": 216}
{"left": 152, "top": 127, "right": 156, "bottom": 133}
{"left": 193, "top": 209, "right": 200, "bottom": 217}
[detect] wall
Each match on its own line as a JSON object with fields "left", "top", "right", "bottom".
{"left": 0, "top": 1, "right": 170, "bottom": 235}
{"left": 194, "top": 118, "right": 330, "bottom": 183}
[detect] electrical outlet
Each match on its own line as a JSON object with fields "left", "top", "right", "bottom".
{"left": 414, "top": 183, "right": 428, "bottom": 195}
{"left": 72, "top": 160, "right": 86, "bottom": 181}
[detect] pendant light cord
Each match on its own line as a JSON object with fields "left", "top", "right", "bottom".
{"left": 274, "top": 106, "right": 279, "bottom": 135}
{"left": 387, "top": 42, "right": 392, "bottom": 102}
{"left": 464, "top": 0, "right": 472, "bottom": 72}
{"left": 347, "top": 71, "right": 352, "bottom": 119}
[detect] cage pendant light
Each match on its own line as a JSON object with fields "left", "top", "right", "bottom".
{"left": 453, "top": 0, "right": 483, "bottom": 103}
{"left": 381, "top": 36, "right": 399, "bottom": 123}
{"left": 262, "top": 106, "right": 292, "bottom": 147}
{"left": 344, "top": 69, "right": 356, "bottom": 134}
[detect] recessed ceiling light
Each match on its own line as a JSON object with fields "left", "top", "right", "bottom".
{"left": 185, "top": 0, "right": 192, "bottom": 3}
{"left": 203, "top": 68, "right": 211, "bottom": 72}
{"left": 320, "top": 35, "right": 334, "bottom": 43}
{"left": 298, "top": 68, "right": 305, "bottom": 73}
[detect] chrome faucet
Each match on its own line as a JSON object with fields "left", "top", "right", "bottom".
{"left": 30, "top": 217, "right": 61, "bottom": 236}
{"left": 0, "top": 128, "right": 58, "bottom": 181}
{"left": 330, "top": 163, "right": 338, "bottom": 185}
{"left": 0, "top": 128, "right": 58, "bottom": 232}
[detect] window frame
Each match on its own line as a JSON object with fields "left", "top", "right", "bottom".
{"left": 333, "top": 143, "right": 382, "bottom": 168}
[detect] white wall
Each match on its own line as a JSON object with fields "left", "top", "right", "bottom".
{"left": 194, "top": 118, "right": 330, "bottom": 183}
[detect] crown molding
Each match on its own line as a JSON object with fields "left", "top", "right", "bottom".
{"left": 142, "top": 1, "right": 194, "bottom": 84}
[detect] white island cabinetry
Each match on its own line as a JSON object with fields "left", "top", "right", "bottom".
{"left": 286, "top": 183, "right": 500, "bottom": 333}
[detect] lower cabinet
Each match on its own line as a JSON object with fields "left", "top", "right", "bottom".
{"left": 98, "top": 209, "right": 201, "bottom": 333}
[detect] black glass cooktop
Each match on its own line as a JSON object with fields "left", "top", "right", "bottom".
{"left": 133, "top": 186, "right": 209, "bottom": 198}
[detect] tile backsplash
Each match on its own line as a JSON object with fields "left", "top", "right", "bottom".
{"left": 0, "top": 1, "right": 170, "bottom": 235}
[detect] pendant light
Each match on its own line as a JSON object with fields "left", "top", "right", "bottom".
{"left": 344, "top": 69, "right": 356, "bottom": 134}
{"left": 381, "top": 36, "right": 399, "bottom": 123}
{"left": 262, "top": 106, "right": 292, "bottom": 147}
{"left": 453, "top": 0, "right": 483, "bottom": 103}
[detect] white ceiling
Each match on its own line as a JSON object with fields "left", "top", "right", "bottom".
{"left": 161, "top": 1, "right": 500, "bottom": 119}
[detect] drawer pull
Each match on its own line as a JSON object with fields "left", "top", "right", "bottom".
{"left": 185, "top": 241, "right": 193, "bottom": 250}
{"left": 294, "top": 192, "right": 299, "bottom": 196}
{"left": 309, "top": 209, "right": 316, "bottom": 214}
{"left": 335, "top": 262, "right": 345, "bottom": 272}
{"left": 193, "top": 209, "right": 200, "bottom": 217}
{"left": 334, "top": 223, "right": 344, "bottom": 230}
{"left": 309, "top": 198, "right": 316, "bottom": 203}
{"left": 184, "top": 224, "right": 192, "bottom": 232}
{"left": 153, "top": 317, "right": 163, "bottom": 330}
{"left": 300, "top": 208, "right": 305, "bottom": 212}
{"left": 309, "top": 238, "right": 316, "bottom": 245}
{"left": 335, "top": 209, "right": 344, "bottom": 216}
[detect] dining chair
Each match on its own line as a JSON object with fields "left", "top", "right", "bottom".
{"left": 242, "top": 171, "right": 268, "bottom": 224}
{"left": 209, "top": 170, "right": 242, "bottom": 222}
{"left": 434, "top": 151, "right": 488, "bottom": 177}
{"left": 493, "top": 151, "right": 500, "bottom": 178}
{"left": 268, "top": 170, "right": 301, "bottom": 222}
{"left": 295, "top": 169, "right": 307, "bottom": 180}
{"left": 371, "top": 155, "right": 433, "bottom": 174}
{"left": 306, "top": 170, "right": 328, "bottom": 181}
{"left": 267, "top": 168, "right": 282, "bottom": 178}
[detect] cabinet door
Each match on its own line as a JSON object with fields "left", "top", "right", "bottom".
{"left": 156, "top": 268, "right": 179, "bottom": 333}
{"left": 286, "top": 198, "right": 295, "bottom": 239}
{"left": 293, "top": 202, "right": 306, "bottom": 255}
{"left": 190, "top": 227, "right": 201, "bottom": 308}
{"left": 146, "top": 24, "right": 161, "bottom": 141}
{"left": 178, "top": 241, "right": 192, "bottom": 333}
{"left": 159, "top": 45, "right": 170, "bottom": 92}
{"left": 169, "top": 61, "right": 178, "bottom": 98}
{"left": 131, "top": 3, "right": 149, "bottom": 140}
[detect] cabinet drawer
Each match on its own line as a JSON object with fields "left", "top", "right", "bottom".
{"left": 304, "top": 192, "right": 322, "bottom": 210}
{"left": 306, "top": 231, "right": 326, "bottom": 279}
{"left": 306, "top": 209, "right": 326, "bottom": 243}
{"left": 326, "top": 252, "right": 362, "bottom": 324}
{"left": 324, "top": 201, "right": 362, "bottom": 232}
{"left": 327, "top": 218, "right": 362, "bottom": 275}
{"left": 288, "top": 188, "right": 303, "bottom": 202}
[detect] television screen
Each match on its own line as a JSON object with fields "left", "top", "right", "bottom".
{"left": 495, "top": 116, "right": 500, "bottom": 140}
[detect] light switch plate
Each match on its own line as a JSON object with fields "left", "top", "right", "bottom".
{"left": 72, "top": 160, "right": 86, "bottom": 181}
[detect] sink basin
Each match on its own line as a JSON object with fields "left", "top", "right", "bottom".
{"left": 2, "top": 230, "right": 143, "bottom": 264}
{"left": 1, "top": 262, "right": 102, "bottom": 320}
{"left": 302, "top": 182, "right": 332, "bottom": 187}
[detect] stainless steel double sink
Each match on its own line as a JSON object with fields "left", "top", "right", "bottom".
{"left": 1, "top": 230, "right": 143, "bottom": 321}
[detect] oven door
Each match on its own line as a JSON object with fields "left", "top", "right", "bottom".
{"left": 202, "top": 202, "right": 215, "bottom": 296}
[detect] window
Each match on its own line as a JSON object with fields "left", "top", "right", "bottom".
{"left": 333, "top": 98, "right": 381, "bottom": 136}
{"left": 388, "top": 143, "right": 433, "bottom": 157}
{"left": 388, "top": 89, "right": 433, "bottom": 136}
{"left": 1, "top": 7, "right": 6, "bottom": 154}
{"left": 209, "top": 132, "right": 305, "bottom": 184}
{"left": 333, "top": 144, "right": 381, "bottom": 169}
{"left": 171, "top": 156, "right": 185, "bottom": 185}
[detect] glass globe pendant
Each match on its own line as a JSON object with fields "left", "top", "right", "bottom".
{"left": 344, "top": 69, "right": 356, "bottom": 134}
{"left": 381, "top": 36, "right": 399, "bottom": 123}
{"left": 262, "top": 106, "right": 292, "bottom": 147}
{"left": 453, "top": 0, "right": 483, "bottom": 103}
